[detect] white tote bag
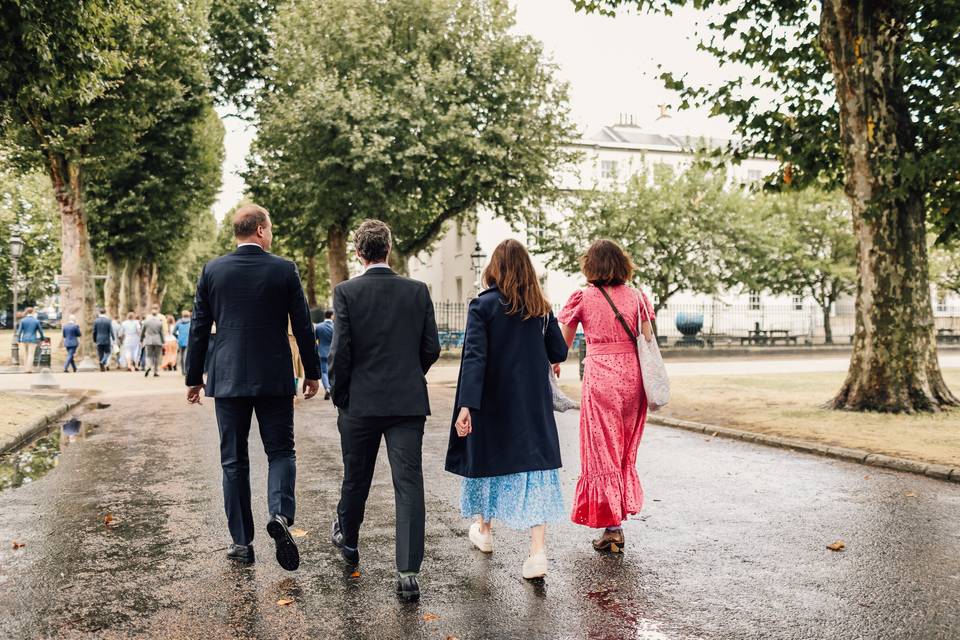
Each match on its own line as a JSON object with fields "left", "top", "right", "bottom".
{"left": 635, "top": 294, "right": 670, "bottom": 411}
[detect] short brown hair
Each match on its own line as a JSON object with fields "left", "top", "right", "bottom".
{"left": 580, "top": 239, "right": 634, "bottom": 286}
{"left": 354, "top": 219, "right": 392, "bottom": 262}
{"left": 482, "top": 239, "right": 551, "bottom": 319}
{"left": 233, "top": 204, "right": 270, "bottom": 238}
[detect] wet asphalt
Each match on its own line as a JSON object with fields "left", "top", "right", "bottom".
{"left": 0, "top": 385, "right": 959, "bottom": 640}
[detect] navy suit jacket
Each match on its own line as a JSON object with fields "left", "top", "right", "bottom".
{"left": 329, "top": 267, "right": 440, "bottom": 417}
{"left": 92, "top": 316, "right": 114, "bottom": 346}
{"left": 445, "top": 286, "right": 568, "bottom": 478}
{"left": 61, "top": 323, "right": 81, "bottom": 348}
{"left": 186, "top": 245, "right": 321, "bottom": 397}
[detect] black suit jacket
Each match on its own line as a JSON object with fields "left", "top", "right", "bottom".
{"left": 185, "top": 245, "right": 321, "bottom": 397}
{"left": 329, "top": 267, "right": 440, "bottom": 417}
{"left": 92, "top": 316, "right": 114, "bottom": 347}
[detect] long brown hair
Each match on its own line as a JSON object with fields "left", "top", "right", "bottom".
{"left": 481, "top": 239, "right": 551, "bottom": 319}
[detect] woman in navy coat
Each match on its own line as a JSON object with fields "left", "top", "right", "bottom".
{"left": 445, "top": 239, "right": 568, "bottom": 580}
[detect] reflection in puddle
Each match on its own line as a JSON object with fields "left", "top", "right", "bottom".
{"left": 586, "top": 587, "right": 674, "bottom": 640}
{"left": 0, "top": 418, "right": 92, "bottom": 492}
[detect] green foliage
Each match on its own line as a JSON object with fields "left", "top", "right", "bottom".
{"left": 247, "top": 0, "right": 578, "bottom": 276}
{"left": 750, "top": 189, "right": 856, "bottom": 310}
{"left": 538, "top": 161, "right": 751, "bottom": 310}
{"left": 206, "top": 0, "right": 278, "bottom": 111}
{"left": 0, "top": 168, "right": 60, "bottom": 306}
{"left": 573, "top": 1, "right": 960, "bottom": 240}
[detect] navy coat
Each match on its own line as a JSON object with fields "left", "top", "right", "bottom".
{"left": 92, "top": 316, "right": 114, "bottom": 347}
{"left": 445, "top": 286, "right": 569, "bottom": 478}
{"left": 61, "top": 323, "right": 81, "bottom": 348}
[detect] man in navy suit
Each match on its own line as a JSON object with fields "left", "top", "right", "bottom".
{"left": 92, "top": 310, "right": 115, "bottom": 371}
{"left": 314, "top": 310, "right": 334, "bottom": 399}
{"left": 186, "top": 204, "right": 321, "bottom": 571}
{"left": 329, "top": 219, "right": 440, "bottom": 602}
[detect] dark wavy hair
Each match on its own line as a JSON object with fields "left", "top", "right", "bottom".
{"left": 580, "top": 239, "right": 635, "bottom": 286}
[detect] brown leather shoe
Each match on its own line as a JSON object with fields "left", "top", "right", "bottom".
{"left": 592, "top": 529, "right": 625, "bottom": 553}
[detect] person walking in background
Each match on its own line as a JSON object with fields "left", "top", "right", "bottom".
{"left": 445, "top": 239, "right": 568, "bottom": 580}
{"left": 16, "top": 307, "right": 44, "bottom": 373}
{"left": 110, "top": 316, "right": 122, "bottom": 369}
{"left": 61, "top": 315, "right": 81, "bottom": 373}
{"left": 120, "top": 312, "right": 141, "bottom": 372}
{"left": 93, "top": 309, "right": 115, "bottom": 372}
{"left": 140, "top": 306, "right": 165, "bottom": 378}
{"left": 557, "top": 239, "right": 655, "bottom": 554}
{"left": 186, "top": 204, "right": 320, "bottom": 571}
{"left": 315, "top": 310, "right": 334, "bottom": 400}
{"left": 173, "top": 310, "right": 191, "bottom": 376}
{"left": 161, "top": 314, "right": 178, "bottom": 371}
{"left": 329, "top": 219, "right": 440, "bottom": 602}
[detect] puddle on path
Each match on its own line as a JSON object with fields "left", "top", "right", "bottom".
{"left": 0, "top": 418, "right": 94, "bottom": 492}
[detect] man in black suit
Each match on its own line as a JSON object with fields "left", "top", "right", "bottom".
{"left": 329, "top": 219, "right": 440, "bottom": 602}
{"left": 186, "top": 204, "right": 321, "bottom": 571}
{"left": 92, "top": 309, "right": 115, "bottom": 371}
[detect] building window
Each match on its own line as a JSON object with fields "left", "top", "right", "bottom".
{"left": 937, "top": 291, "right": 947, "bottom": 313}
{"left": 527, "top": 212, "right": 545, "bottom": 248}
{"left": 792, "top": 295, "right": 803, "bottom": 311}
{"left": 747, "top": 169, "right": 762, "bottom": 182}
{"left": 749, "top": 291, "right": 761, "bottom": 311}
{"left": 456, "top": 277, "right": 463, "bottom": 302}
{"left": 455, "top": 219, "right": 463, "bottom": 253}
{"left": 601, "top": 160, "right": 618, "bottom": 180}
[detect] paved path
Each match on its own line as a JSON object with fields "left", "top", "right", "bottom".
{"left": 1, "top": 385, "right": 958, "bottom": 639}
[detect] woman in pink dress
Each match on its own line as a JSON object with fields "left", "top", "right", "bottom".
{"left": 557, "top": 239, "right": 654, "bottom": 553}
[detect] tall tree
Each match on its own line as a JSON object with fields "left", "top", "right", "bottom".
{"left": 576, "top": 0, "right": 960, "bottom": 412}
{"left": 247, "top": 0, "right": 577, "bottom": 291}
{"left": 538, "top": 162, "right": 750, "bottom": 313}
{"left": 0, "top": 1, "right": 140, "bottom": 354}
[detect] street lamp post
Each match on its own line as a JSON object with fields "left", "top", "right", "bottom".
{"left": 470, "top": 241, "right": 487, "bottom": 295}
{"left": 9, "top": 235, "right": 23, "bottom": 366}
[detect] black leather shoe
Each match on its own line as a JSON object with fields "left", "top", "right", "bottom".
{"left": 396, "top": 575, "right": 420, "bottom": 602}
{"left": 227, "top": 543, "right": 255, "bottom": 564}
{"left": 331, "top": 518, "right": 360, "bottom": 566}
{"left": 266, "top": 514, "right": 300, "bottom": 571}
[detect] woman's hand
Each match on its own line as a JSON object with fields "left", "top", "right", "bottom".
{"left": 641, "top": 320, "right": 654, "bottom": 343}
{"left": 455, "top": 406, "right": 472, "bottom": 437}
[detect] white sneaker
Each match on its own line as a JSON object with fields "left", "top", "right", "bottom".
{"left": 522, "top": 551, "right": 547, "bottom": 579}
{"left": 468, "top": 521, "right": 493, "bottom": 553}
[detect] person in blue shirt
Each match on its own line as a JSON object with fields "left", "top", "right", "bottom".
{"left": 315, "top": 310, "right": 334, "bottom": 400}
{"left": 61, "top": 315, "right": 81, "bottom": 372}
{"left": 16, "top": 307, "right": 45, "bottom": 373}
{"left": 172, "top": 310, "right": 191, "bottom": 376}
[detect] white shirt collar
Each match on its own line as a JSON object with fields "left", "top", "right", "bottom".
{"left": 237, "top": 242, "right": 264, "bottom": 250}
{"left": 363, "top": 262, "right": 391, "bottom": 273}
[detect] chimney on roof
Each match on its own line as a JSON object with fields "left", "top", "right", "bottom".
{"left": 616, "top": 113, "right": 639, "bottom": 128}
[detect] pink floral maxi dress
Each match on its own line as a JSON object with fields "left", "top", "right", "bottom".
{"left": 558, "top": 284, "right": 655, "bottom": 528}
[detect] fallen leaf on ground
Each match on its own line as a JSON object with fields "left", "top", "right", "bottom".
{"left": 904, "top": 491, "right": 917, "bottom": 498}
{"left": 289, "top": 527, "right": 308, "bottom": 538}
{"left": 711, "top": 432, "right": 719, "bottom": 437}
{"left": 349, "top": 570, "right": 361, "bottom": 578}
{"left": 423, "top": 612, "right": 440, "bottom": 622}
{"left": 276, "top": 598, "right": 294, "bottom": 606}
{"left": 826, "top": 540, "right": 846, "bottom": 552}
{"left": 446, "top": 636, "right": 460, "bottom": 640}
{"left": 104, "top": 514, "right": 114, "bottom": 526}
{"left": 11, "top": 541, "right": 25, "bottom": 550}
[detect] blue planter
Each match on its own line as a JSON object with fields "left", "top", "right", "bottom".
{"left": 675, "top": 312, "right": 704, "bottom": 337}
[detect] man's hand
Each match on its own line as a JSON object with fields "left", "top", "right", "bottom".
{"left": 187, "top": 384, "right": 205, "bottom": 405}
{"left": 552, "top": 363, "right": 561, "bottom": 378}
{"left": 302, "top": 378, "right": 320, "bottom": 400}
{"left": 455, "top": 406, "right": 472, "bottom": 437}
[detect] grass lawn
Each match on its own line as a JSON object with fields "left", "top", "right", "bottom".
{"left": 0, "top": 391, "right": 72, "bottom": 446}
{"left": 564, "top": 370, "right": 960, "bottom": 468}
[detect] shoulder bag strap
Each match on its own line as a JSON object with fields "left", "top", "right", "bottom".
{"left": 596, "top": 286, "right": 637, "bottom": 341}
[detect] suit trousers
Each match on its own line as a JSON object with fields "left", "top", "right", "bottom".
{"left": 337, "top": 414, "right": 426, "bottom": 573}
{"left": 215, "top": 396, "right": 296, "bottom": 546}
{"left": 96, "top": 344, "right": 111, "bottom": 366}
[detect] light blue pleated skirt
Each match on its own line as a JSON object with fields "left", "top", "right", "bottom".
{"left": 460, "top": 469, "right": 566, "bottom": 530}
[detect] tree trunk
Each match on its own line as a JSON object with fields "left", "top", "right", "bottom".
{"left": 326, "top": 224, "right": 351, "bottom": 291}
{"left": 146, "top": 262, "right": 161, "bottom": 309}
{"left": 821, "top": 1, "right": 957, "bottom": 412}
{"left": 118, "top": 258, "right": 137, "bottom": 317}
{"left": 822, "top": 304, "right": 833, "bottom": 345}
{"left": 48, "top": 154, "right": 96, "bottom": 356}
{"left": 306, "top": 253, "right": 318, "bottom": 307}
{"left": 104, "top": 254, "right": 121, "bottom": 319}
{"left": 137, "top": 264, "right": 150, "bottom": 314}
